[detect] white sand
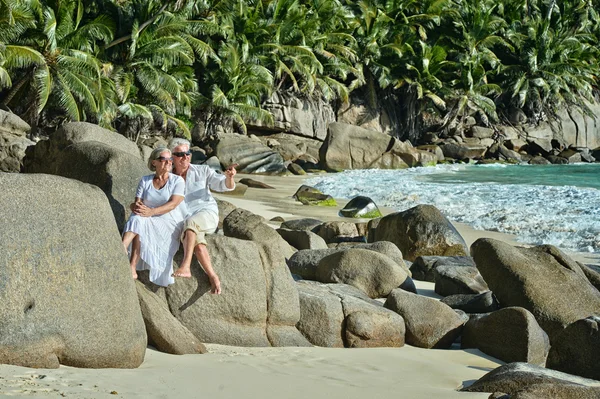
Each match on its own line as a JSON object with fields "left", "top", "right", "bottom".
{"left": 4, "top": 171, "right": 596, "bottom": 398}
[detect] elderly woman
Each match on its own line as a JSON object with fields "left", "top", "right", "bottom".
{"left": 122, "top": 147, "right": 186, "bottom": 286}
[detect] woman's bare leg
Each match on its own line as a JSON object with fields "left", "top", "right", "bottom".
{"left": 173, "top": 230, "right": 195, "bottom": 278}
{"left": 129, "top": 235, "right": 141, "bottom": 280}
{"left": 195, "top": 244, "right": 221, "bottom": 294}
{"left": 122, "top": 231, "right": 139, "bottom": 279}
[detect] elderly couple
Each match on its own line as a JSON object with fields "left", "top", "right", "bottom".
{"left": 121, "top": 138, "right": 236, "bottom": 294}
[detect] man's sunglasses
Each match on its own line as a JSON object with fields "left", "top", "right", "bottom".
{"left": 172, "top": 151, "right": 192, "bottom": 157}
{"left": 156, "top": 156, "right": 173, "bottom": 162}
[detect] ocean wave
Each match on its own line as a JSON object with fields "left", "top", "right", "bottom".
{"left": 306, "top": 165, "right": 600, "bottom": 253}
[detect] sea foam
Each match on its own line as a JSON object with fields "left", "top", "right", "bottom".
{"left": 307, "top": 165, "right": 600, "bottom": 253}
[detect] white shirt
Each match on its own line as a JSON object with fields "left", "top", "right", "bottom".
{"left": 135, "top": 173, "right": 186, "bottom": 222}
{"left": 180, "top": 164, "right": 234, "bottom": 217}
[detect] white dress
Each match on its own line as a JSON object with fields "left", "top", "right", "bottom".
{"left": 123, "top": 173, "right": 185, "bottom": 286}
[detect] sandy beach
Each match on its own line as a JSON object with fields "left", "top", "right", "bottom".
{"left": 1, "top": 171, "right": 596, "bottom": 399}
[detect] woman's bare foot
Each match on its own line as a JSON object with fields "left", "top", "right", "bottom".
{"left": 131, "top": 266, "right": 138, "bottom": 280}
{"left": 209, "top": 274, "right": 221, "bottom": 294}
{"left": 172, "top": 263, "right": 192, "bottom": 278}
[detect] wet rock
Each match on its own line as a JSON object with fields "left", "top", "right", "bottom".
{"left": 293, "top": 185, "right": 337, "bottom": 206}
{"left": 339, "top": 196, "right": 383, "bottom": 219}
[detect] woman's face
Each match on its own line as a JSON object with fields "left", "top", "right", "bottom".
{"left": 152, "top": 150, "right": 173, "bottom": 173}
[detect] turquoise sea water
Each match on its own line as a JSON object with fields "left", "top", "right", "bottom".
{"left": 306, "top": 163, "right": 600, "bottom": 253}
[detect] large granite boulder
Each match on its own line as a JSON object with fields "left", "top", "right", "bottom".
{"left": 213, "top": 133, "right": 286, "bottom": 174}
{"left": 371, "top": 205, "right": 469, "bottom": 261}
{"left": 296, "top": 282, "right": 405, "bottom": 348}
{"left": 410, "top": 255, "right": 476, "bottom": 282}
{"left": 546, "top": 316, "right": 600, "bottom": 380}
{"left": 462, "top": 362, "right": 600, "bottom": 394}
{"left": 471, "top": 239, "right": 600, "bottom": 342}
{"left": 319, "top": 123, "right": 437, "bottom": 171}
{"left": 461, "top": 307, "right": 550, "bottom": 366}
{"left": 384, "top": 288, "right": 466, "bottom": 349}
{"left": 508, "top": 383, "right": 600, "bottom": 399}
{"left": 221, "top": 208, "right": 307, "bottom": 346}
{"left": 316, "top": 249, "right": 408, "bottom": 298}
{"left": 433, "top": 265, "right": 489, "bottom": 296}
{"left": 287, "top": 241, "right": 410, "bottom": 281}
{"left": 441, "top": 291, "right": 500, "bottom": 314}
{"left": 440, "top": 143, "right": 488, "bottom": 160}
{"left": 23, "top": 123, "right": 148, "bottom": 231}
{"left": 0, "top": 173, "right": 146, "bottom": 368}
{"left": 276, "top": 228, "right": 328, "bottom": 250}
{"left": 0, "top": 110, "right": 33, "bottom": 172}
{"left": 149, "top": 235, "right": 309, "bottom": 347}
{"left": 136, "top": 282, "right": 206, "bottom": 355}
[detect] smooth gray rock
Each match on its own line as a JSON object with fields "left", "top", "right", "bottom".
{"left": 339, "top": 196, "right": 382, "bottom": 218}
{"left": 277, "top": 228, "right": 328, "bottom": 250}
{"left": 214, "top": 133, "right": 286, "bottom": 174}
{"left": 547, "top": 316, "right": 600, "bottom": 380}
{"left": 461, "top": 307, "right": 550, "bottom": 366}
{"left": 440, "top": 291, "right": 499, "bottom": 313}
{"left": 317, "top": 249, "right": 408, "bottom": 298}
{"left": 239, "top": 178, "right": 275, "bottom": 189}
{"left": 315, "top": 221, "right": 360, "bottom": 243}
{"left": 434, "top": 265, "right": 489, "bottom": 296}
{"left": 0, "top": 110, "right": 32, "bottom": 172}
{"left": 384, "top": 288, "right": 465, "bottom": 348}
{"left": 296, "top": 282, "right": 405, "bottom": 348}
{"left": 471, "top": 239, "right": 600, "bottom": 342}
{"left": 462, "top": 362, "right": 600, "bottom": 394}
{"left": 23, "top": 126, "right": 148, "bottom": 231}
{"left": 372, "top": 205, "right": 469, "bottom": 261}
{"left": 280, "top": 218, "right": 323, "bottom": 232}
{"left": 440, "top": 143, "right": 488, "bottom": 160}
{"left": 508, "top": 383, "right": 600, "bottom": 398}
{"left": 580, "top": 263, "right": 600, "bottom": 292}
{"left": 136, "top": 282, "right": 206, "bottom": 355}
{"left": 0, "top": 174, "right": 146, "bottom": 368}
{"left": 411, "top": 256, "right": 476, "bottom": 282}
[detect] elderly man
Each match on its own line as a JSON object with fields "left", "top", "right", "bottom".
{"left": 168, "top": 138, "right": 236, "bottom": 294}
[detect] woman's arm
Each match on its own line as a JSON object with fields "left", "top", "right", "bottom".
{"left": 134, "top": 195, "right": 184, "bottom": 217}
{"left": 130, "top": 197, "right": 143, "bottom": 212}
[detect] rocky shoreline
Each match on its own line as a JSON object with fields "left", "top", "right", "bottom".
{"left": 1, "top": 117, "right": 600, "bottom": 398}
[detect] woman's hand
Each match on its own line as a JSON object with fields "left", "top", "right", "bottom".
{"left": 133, "top": 203, "right": 155, "bottom": 217}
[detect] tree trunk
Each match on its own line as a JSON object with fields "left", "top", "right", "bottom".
{"left": 396, "top": 84, "right": 420, "bottom": 143}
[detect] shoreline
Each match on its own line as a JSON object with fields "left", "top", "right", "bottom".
{"left": 1, "top": 170, "right": 595, "bottom": 398}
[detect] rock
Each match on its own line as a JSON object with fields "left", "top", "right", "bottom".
{"left": 580, "top": 263, "right": 600, "bottom": 291}
{"left": 204, "top": 155, "right": 222, "bottom": 171}
{"left": 509, "top": 383, "right": 600, "bottom": 398}
{"left": 216, "top": 182, "right": 248, "bottom": 196}
{"left": 296, "top": 282, "right": 405, "bottom": 348}
{"left": 293, "top": 185, "right": 337, "bottom": 206}
{"left": 505, "top": 139, "right": 528, "bottom": 152}
{"left": 316, "top": 249, "right": 408, "bottom": 298}
{"left": 288, "top": 162, "right": 306, "bottom": 175}
{"left": 529, "top": 156, "right": 551, "bottom": 165}
{"left": 498, "top": 126, "right": 521, "bottom": 141}
{"left": 372, "top": 205, "right": 469, "bottom": 261}
{"left": 239, "top": 178, "right": 275, "bottom": 189}
{"left": 339, "top": 196, "right": 383, "bottom": 219}
{"left": 470, "top": 126, "right": 495, "bottom": 139}
{"left": 23, "top": 125, "right": 148, "bottom": 231}
{"left": 136, "top": 282, "right": 206, "bottom": 355}
{"left": 434, "top": 265, "right": 489, "bottom": 296}
{"left": 440, "top": 143, "right": 488, "bottom": 160}
{"left": 320, "top": 123, "right": 436, "bottom": 171}
{"left": 498, "top": 145, "right": 522, "bottom": 162}
{"left": 471, "top": 239, "right": 600, "bottom": 342}
{"left": 215, "top": 198, "right": 237, "bottom": 230}
{"left": 288, "top": 241, "right": 409, "bottom": 281}
{"left": 462, "top": 362, "right": 600, "bottom": 394}
{"left": 416, "top": 145, "right": 445, "bottom": 162}
{"left": 441, "top": 291, "right": 500, "bottom": 313}
{"left": 383, "top": 289, "right": 465, "bottom": 348}
{"left": 336, "top": 94, "right": 393, "bottom": 135}
{"left": 157, "top": 234, "right": 309, "bottom": 347}
{"left": 461, "top": 307, "right": 549, "bottom": 365}
{"left": 547, "top": 155, "right": 569, "bottom": 164}
{"left": 213, "top": 133, "right": 286, "bottom": 174}
{"left": 558, "top": 149, "right": 582, "bottom": 164}
{"left": 315, "top": 221, "right": 360, "bottom": 243}
{"left": 280, "top": 218, "right": 323, "bottom": 232}
{"left": 526, "top": 138, "right": 553, "bottom": 154}
{"left": 411, "top": 255, "right": 476, "bottom": 282}
{"left": 0, "top": 110, "right": 33, "bottom": 172}
{"left": 276, "top": 228, "right": 328, "bottom": 250}
{"left": 547, "top": 316, "right": 600, "bottom": 380}
{"left": 0, "top": 173, "right": 146, "bottom": 368}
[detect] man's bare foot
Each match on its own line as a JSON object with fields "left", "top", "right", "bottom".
{"left": 172, "top": 264, "right": 192, "bottom": 278}
{"left": 209, "top": 274, "right": 221, "bottom": 294}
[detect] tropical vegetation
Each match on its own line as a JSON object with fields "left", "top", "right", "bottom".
{"left": 0, "top": 0, "right": 599, "bottom": 141}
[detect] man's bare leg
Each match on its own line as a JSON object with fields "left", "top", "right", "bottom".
{"left": 173, "top": 229, "right": 195, "bottom": 278}
{"left": 195, "top": 244, "right": 221, "bottom": 294}
{"left": 122, "top": 231, "right": 139, "bottom": 279}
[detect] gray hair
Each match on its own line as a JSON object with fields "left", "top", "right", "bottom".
{"left": 148, "top": 147, "right": 171, "bottom": 171}
{"left": 168, "top": 138, "right": 191, "bottom": 151}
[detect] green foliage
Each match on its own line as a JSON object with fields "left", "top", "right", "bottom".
{"left": 0, "top": 0, "right": 599, "bottom": 137}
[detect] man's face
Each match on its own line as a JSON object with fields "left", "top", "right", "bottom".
{"left": 172, "top": 144, "right": 191, "bottom": 171}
